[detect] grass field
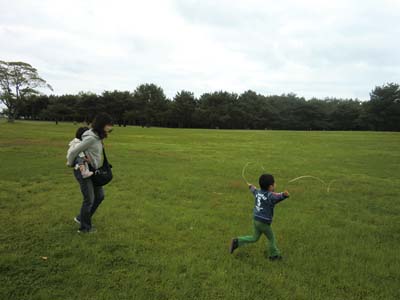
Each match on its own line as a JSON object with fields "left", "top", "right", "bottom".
{"left": 1, "top": 120, "right": 399, "bottom": 300}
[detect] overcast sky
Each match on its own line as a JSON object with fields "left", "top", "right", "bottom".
{"left": 1, "top": 0, "right": 399, "bottom": 100}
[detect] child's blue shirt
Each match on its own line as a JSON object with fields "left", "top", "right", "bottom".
{"left": 250, "top": 186, "right": 289, "bottom": 224}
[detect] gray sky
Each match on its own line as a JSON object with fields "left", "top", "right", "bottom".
{"left": 1, "top": 0, "right": 399, "bottom": 100}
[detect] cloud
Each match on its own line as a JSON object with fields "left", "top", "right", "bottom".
{"left": 0, "top": 0, "right": 399, "bottom": 100}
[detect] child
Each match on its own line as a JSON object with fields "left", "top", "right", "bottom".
{"left": 230, "top": 174, "right": 290, "bottom": 260}
{"left": 66, "top": 127, "right": 93, "bottom": 179}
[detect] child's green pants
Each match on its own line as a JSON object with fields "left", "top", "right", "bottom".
{"left": 238, "top": 220, "right": 280, "bottom": 256}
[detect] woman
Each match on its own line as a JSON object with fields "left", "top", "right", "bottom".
{"left": 67, "top": 113, "right": 113, "bottom": 233}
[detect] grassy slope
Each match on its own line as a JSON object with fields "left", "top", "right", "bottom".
{"left": 0, "top": 120, "right": 399, "bottom": 300}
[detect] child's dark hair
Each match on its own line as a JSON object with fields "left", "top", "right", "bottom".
{"left": 75, "top": 127, "right": 89, "bottom": 140}
{"left": 259, "top": 174, "right": 275, "bottom": 190}
{"left": 91, "top": 113, "right": 113, "bottom": 139}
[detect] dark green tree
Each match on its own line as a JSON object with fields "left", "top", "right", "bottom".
{"left": 19, "top": 95, "right": 50, "bottom": 120}
{"left": 132, "top": 84, "right": 169, "bottom": 127}
{"left": 364, "top": 83, "right": 400, "bottom": 131}
{"left": 77, "top": 92, "right": 102, "bottom": 123}
{"left": 40, "top": 96, "right": 74, "bottom": 124}
{"left": 330, "top": 100, "right": 363, "bottom": 130}
{"left": 171, "top": 90, "right": 197, "bottom": 128}
{"left": 102, "top": 90, "right": 134, "bottom": 126}
{"left": 197, "top": 91, "right": 238, "bottom": 129}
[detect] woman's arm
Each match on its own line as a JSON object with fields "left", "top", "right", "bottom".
{"left": 66, "top": 136, "right": 96, "bottom": 166}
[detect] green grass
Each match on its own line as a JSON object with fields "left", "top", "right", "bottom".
{"left": 1, "top": 120, "right": 399, "bottom": 300}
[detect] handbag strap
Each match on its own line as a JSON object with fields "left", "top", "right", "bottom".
{"left": 102, "top": 145, "right": 109, "bottom": 165}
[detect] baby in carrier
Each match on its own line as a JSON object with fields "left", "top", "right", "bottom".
{"left": 66, "top": 127, "right": 93, "bottom": 178}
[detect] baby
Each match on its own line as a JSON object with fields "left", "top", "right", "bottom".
{"left": 66, "top": 127, "right": 93, "bottom": 178}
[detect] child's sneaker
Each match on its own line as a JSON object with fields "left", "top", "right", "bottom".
{"left": 230, "top": 238, "right": 239, "bottom": 254}
{"left": 81, "top": 170, "right": 93, "bottom": 178}
{"left": 269, "top": 255, "right": 282, "bottom": 261}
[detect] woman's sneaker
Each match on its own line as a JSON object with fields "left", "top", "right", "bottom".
{"left": 77, "top": 227, "right": 97, "bottom": 234}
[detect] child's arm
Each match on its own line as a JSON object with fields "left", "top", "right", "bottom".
{"left": 270, "top": 191, "right": 290, "bottom": 204}
{"left": 248, "top": 184, "right": 258, "bottom": 195}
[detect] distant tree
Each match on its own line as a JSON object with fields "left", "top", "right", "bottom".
{"left": 102, "top": 90, "right": 134, "bottom": 126}
{"left": 267, "top": 94, "right": 307, "bottom": 130}
{"left": 77, "top": 92, "right": 102, "bottom": 124}
{"left": 0, "top": 61, "right": 52, "bottom": 122}
{"left": 330, "top": 100, "right": 363, "bottom": 130}
{"left": 19, "top": 95, "right": 50, "bottom": 120}
{"left": 132, "top": 84, "right": 169, "bottom": 126}
{"left": 57, "top": 94, "right": 80, "bottom": 121}
{"left": 197, "top": 91, "right": 238, "bottom": 129}
{"left": 122, "top": 110, "right": 138, "bottom": 126}
{"left": 40, "top": 96, "right": 74, "bottom": 124}
{"left": 237, "top": 90, "right": 263, "bottom": 129}
{"left": 302, "top": 99, "right": 330, "bottom": 130}
{"left": 171, "top": 90, "right": 197, "bottom": 128}
{"left": 364, "top": 83, "right": 400, "bottom": 131}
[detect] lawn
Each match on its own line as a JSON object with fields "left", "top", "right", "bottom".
{"left": 0, "top": 120, "right": 399, "bottom": 300}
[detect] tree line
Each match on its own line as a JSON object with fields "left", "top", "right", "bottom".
{"left": 11, "top": 83, "right": 399, "bottom": 131}
{"left": 1, "top": 61, "right": 399, "bottom": 131}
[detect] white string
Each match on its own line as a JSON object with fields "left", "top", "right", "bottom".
{"left": 285, "top": 175, "right": 329, "bottom": 192}
{"left": 241, "top": 162, "right": 251, "bottom": 185}
{"left": 327, "top": 179, "right": 337, "bottom": 193}
{"left": 243, "top": 165, "right": 339, "bottom": 193}
{"left": 287, "top": 175, "right": 327, "bottom": 185}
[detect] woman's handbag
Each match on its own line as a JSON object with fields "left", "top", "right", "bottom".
{"left": 90, "top": 147, "right": 113, "bottom": 186}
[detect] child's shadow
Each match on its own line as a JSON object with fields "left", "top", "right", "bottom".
{"left": 232, "top": 248, "right": 286, "bottom": 268}
{"left": 233, "top": 251, "right": 260, "bottom": 268}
